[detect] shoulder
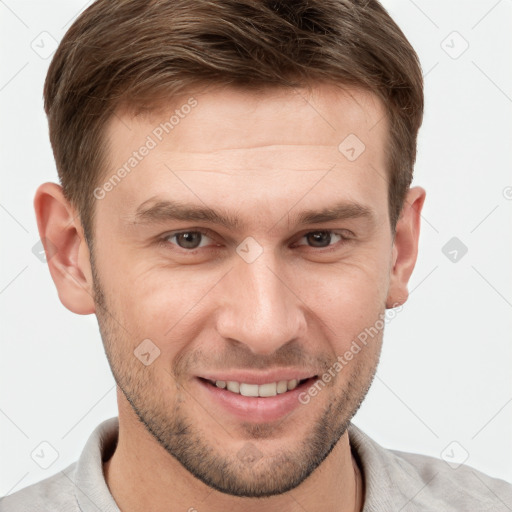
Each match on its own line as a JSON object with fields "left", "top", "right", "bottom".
{"left": 0, "top": 417, "right": 120, "bottom": 512}
{"left": 0, "top": 462, "right": 79, "bottom": 512}
{"left": 348, "top": 423, "right": 512, "bottom": 511}
{"left": 390, "top": 447, "right": 512, "bottom": 511}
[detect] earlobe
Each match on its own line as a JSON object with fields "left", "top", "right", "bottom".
{"left": 385, "top": 186, "right": 426, "bottom": 309}
{"left": 33, "top": 182, "right": 96, "bottom": 315}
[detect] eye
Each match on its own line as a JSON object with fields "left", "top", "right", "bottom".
{"left": 159, "top": 228, "right": 352, "bottom": 253}
{"left": 162, "top": 230, "right": 216, "bottom": 250}
{"left": 295, "top": 230, "right": 351, "bottom": 249}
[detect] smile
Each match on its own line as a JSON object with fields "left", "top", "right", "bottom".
{"left": 206, "top": 378, "right": 311, "bottom": 397}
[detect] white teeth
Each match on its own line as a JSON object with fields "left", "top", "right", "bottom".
{"left": 258, "top": 382, "right": 277, "bottom": 397}
{"left": 287, "top": 379, "right": 298, "bottom": 391}
{"left": 226, "top": 381, "right": 240, "bottom": 393}
{"left": 239, "top": 383, "right": 259, "bottom": 397}
{"left": 215, "top": 378, "right": 306, "bottom": 397}
{"left": 277, "top": 380, "right": 288, "bottom": 394}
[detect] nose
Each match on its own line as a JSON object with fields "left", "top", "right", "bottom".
{"left": 215, "top": 250, "right": 307, "bottom": 356}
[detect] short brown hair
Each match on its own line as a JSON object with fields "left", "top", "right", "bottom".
{"left": 44, "top": 0, "right": 423, "bottom": 246}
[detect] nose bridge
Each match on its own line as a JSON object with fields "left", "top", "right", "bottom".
{"left": 216, "top": 249, "right": 306, "bottom": 355}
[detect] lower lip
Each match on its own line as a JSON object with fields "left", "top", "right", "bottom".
{"left": 195, "top": 377, "right": 317, "bottom": 423}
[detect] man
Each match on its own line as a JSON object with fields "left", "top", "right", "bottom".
{"left": 1, "top": 0, "right": 511, "bottom": 511}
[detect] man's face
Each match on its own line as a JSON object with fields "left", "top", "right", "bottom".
{"left": 92, "top": 83, "right": 394, "bottom": 497}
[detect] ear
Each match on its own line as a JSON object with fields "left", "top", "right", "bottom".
{"left": 386, "top": 186, "right": 426, "bottom": 309}
{"left": 33, "top": 182, "right": 96, "bottom": 315}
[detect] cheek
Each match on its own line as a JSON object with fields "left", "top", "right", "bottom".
{"left": 298, "top": 253, "right": 390, "bottom": 312}
{"left": 110, "top": 264, "right": 222, "bottom": 355}
{"left": 293, "top": 256, "right": 390, "bottom": 351}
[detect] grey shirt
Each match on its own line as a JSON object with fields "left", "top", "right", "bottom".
{"left": 1, "top": 416, "right": 511, "bottom": 511}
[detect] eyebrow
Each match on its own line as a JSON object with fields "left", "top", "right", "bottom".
{"left": 131, "top": 197, "right": 376, "bottom": 230}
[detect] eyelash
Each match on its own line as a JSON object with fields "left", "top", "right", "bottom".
{"left": 158, "top": 228, "right": 353, "bottom": 254}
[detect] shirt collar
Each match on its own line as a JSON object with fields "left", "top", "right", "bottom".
{"left": 74, "top": 416, "right": 120, "bottom": 512}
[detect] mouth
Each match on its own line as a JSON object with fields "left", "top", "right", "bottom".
{"left": 195, "top": 375, "right": 318, "bottom": 423}
{"left": 198, "top": 376, "right": 317, "bottom": 397}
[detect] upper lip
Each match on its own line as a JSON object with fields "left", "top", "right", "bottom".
{"left": 197, "top": 369, "right": 318, "bottom": 385}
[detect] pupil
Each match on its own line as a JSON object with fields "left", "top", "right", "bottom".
{"left": 307, "top": 231, "right": 331, "bottom": 247}
{"left": 177, "top": 232, "right": 201, "bottom": 249}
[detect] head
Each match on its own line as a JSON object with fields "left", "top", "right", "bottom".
{"left": 35, "top": 0, "right": 425, "bottom": 499}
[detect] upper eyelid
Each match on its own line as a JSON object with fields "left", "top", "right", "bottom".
{"left": 161, "top": 228, "right": 353, "bottom": 246}
{"left": 163, "top": 228, "right": 218, "bottom": 241}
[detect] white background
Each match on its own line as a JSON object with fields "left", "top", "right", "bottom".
{"left": 1, "top": 0, "right": 511, "bottom": 497}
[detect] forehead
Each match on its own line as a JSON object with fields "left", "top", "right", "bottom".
{"left": 99, "top": 83, "right": 389, "bottom": 230}
{"left": 115, "top": 83, "right": 386, "bottom": 150}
